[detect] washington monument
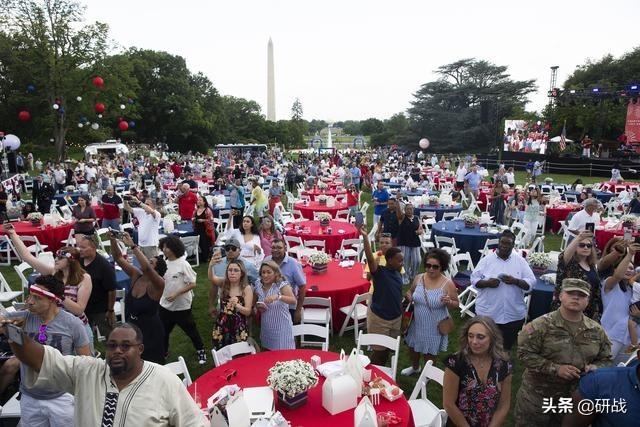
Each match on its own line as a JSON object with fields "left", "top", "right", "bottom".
{"left": 267, "top": 37, "right": 276, "bottom": 121}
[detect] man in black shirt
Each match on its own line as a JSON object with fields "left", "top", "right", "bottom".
{"left": 378, "top": 197, "right": 400, "bottom": 246}
{"left": 628, "top": 191, "right": 640, "bottom": 215}
{"left": 76, "top": 234, "right": 117, "bottom": 338}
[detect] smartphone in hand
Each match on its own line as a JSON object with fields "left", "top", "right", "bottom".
{"left": 6, "top": 323, "right": 24, "bottom": 346}
{"left": 585, "top": 223, "right": 595, "bottom": 233}
{"left": 355, "top": 212, "right": 364, "bottom": 228}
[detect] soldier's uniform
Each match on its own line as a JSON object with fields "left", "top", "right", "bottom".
{"left": 515, "top": 279, "right": 612, "bottom": 426}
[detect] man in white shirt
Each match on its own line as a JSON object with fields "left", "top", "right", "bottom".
{"left": 53, "top": 165, "right": 66, "bottom": 193}
{"left": 567, "top": 198, "right": 600, "bottom": 243}
{"left": 470, "top": 230, "right": 536, "bottom": 350}
{"left": 124, "top": 195, "right": 161, "bottom": 259}
{"left": 85, "top": 163, "right": 98, "bottom": 182}
{"left": 9, "top": 323, "right": 207, "bottom": 427}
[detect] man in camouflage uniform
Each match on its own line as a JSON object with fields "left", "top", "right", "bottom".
{"left": 515, "top": 278, "right": 612, "bottom": 426}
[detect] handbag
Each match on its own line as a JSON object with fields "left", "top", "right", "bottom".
{"left": 401, "top": 298, "right": 414, "bottom": 336}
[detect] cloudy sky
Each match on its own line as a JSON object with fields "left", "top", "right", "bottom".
{"left": 84, "top": 0, "right": 638, "bottom": 121}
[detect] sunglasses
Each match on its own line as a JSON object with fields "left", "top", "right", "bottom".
{"left": 220, "top": 369, "right": 237, "bottom": 382}
{"left": 55, "top": 250, "right": 73, "bottom": 260}
{"left": 424, "top": 263, "right": 441, "bottom": 270}
{"left": 106, "top": 342, "right": 141, "bottom": 352}
{"left": 578, "top": 243, "right": 593, "bottom": 249}
{"left": 224, "top": 245, "right": 239, "bottom": 251}
{"left": 37, "top": 324, "right": 47, "bottom": 344}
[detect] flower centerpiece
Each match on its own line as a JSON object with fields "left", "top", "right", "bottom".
{"left": 316, "top": 211, "right": 331, "bottom": 227}
{"left": 620, "top": 214, "right": 638, "bottom": 230}
{"left": 27, "top": 212, "right": 43, "bottom": 226}
{"left": 428, "top": 195, "right": 439, "bottom": 206}
{"left": 164, "top": 213, "right": 181, "bottom": 224}
{"left": 527, "top": 252, "right": 552, "bottom": 274}
{"left": 317, "top": 195, "right": 328, "bottom": 206}
{"left": 460, "top": 213, "right": 479, "bottom": 228}
{"left": 317, "top": 182, "right": 328, "bottom": 191}
{"left": 267, "top": 359, "right": 319, "bottom": 409}
{"left": 309, "top": 251, "right": 331, "bottom": 274}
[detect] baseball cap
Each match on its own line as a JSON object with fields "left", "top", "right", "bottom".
{"left": 225, "top": 237, "right": 241, "bottom": 249}
{"left": 561, "top": 278, "right": 590, "bottom": 297}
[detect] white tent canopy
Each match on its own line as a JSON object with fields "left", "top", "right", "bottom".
{"left": 549, "top": 136, "right": 573, "bottom": 143}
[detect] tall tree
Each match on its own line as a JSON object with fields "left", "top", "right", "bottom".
{"left": 0, "top": 0, "right": 120, "bottom": 160}
{"left": 408, "top": 58, "right": 536, "bottom": 152}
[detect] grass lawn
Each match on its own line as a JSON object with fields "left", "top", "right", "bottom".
{"left": 0, "top": 170, "right": 601, "bottom": 426}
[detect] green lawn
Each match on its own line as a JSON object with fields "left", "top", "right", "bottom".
{"left": 0, "top": 170, "right": 601, "bottom": 426}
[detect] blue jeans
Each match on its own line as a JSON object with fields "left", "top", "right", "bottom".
{"left": 102, "top": 218, "right": 121, "bottom": 231}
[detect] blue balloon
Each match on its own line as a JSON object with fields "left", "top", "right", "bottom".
{"left": 128, "top": 121, "right": 136, "bottom": 128}
{"left": 26, "top": 84, "right": 35, "bottom": 93}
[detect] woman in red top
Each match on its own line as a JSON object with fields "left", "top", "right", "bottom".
{"left": 346, "top": 184, "right": 359, "bottom": 216}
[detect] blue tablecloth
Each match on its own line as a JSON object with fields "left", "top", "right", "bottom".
{"left": 529, "top": 277, "right": 555, "bottom": 321}
{"left": 384, "top": 182, "right": 402, "bottom": 188}
{"left": 415, "top": 204, "right": 463, "bottom": 221}
{"left": 564, "top": 190, "right": 614, "bottom": 203}
{"left": 431, "top": 220, "right": 500, "bottom": 264}
{"left": 395, "top": 190, "right": 438, "bottom": 197}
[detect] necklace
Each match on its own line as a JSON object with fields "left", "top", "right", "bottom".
{"left": 469, "top": 355, "right": 491, "bottom": 369}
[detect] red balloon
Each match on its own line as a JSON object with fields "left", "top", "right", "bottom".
{"left": 18, "top": 110, "right": 31, "bottom": 122}
{"left": 118, "top": 121, "right": 129, "bottom": 131}
{"left": 92, "top": 76, "right": 104, "bottom": 88}
{"left": 94, "top": 103, "right": 105, "bottom": 114}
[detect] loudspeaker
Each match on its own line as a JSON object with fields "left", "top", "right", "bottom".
{"left": 6, "top": 152, "right": 17, "bottom": 173}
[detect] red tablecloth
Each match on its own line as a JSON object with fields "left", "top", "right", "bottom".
{"left": 187, "top": 350, "right": 413, "bottom": 427}
{"left": 304, "top": 259, "right": 370, "bottom": 330}
{"left": 546, "top": 203, "right": 580, "bottom": 233}
{"left": 294, "top": 201, "right": 349, "bottom": 220}
{"left": 284, "top": 220, "right": 358, "bottom": 254}
{"left": 300, "top": 189, "right": 347, "bottom": 201}
{"left": 594, "top": 224, "right": 640, "bottom": 264}
{"left": 0, "top": 221, "right": 73, "bottom": 252}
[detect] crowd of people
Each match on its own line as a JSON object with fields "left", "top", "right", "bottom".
{"left": 0, "top": 145, "right": 637, "bottom": 426}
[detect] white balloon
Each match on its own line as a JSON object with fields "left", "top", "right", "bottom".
{"left": 52, "top": 104, "right": 59, "bottom": 110}
{"left": 3, "top": 134, "right": 21, "bottom": 150}
{"left": 76, "top": 96, "right": 82, "bottom": 102}
{"left": 78, "top": 123, "right": 84, "bottom": 128}
{"left": 91, "top": 123, "right": 99, "bottom": 130}
{"left": 120, "top": 104, "right": 125, "bottom": 110}
{"left": 98, "top": 114, "right": 103, "bottom": 119}
{"left": 419, "top": 138, "right": 430, "bottom": 149}
{"left": 49, "top": 138, "right": 54, "bottom": 143}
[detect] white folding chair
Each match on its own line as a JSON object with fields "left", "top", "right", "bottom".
{"left": 0, "top": 271, "right": 22, "bottom": 303}
{"left": 338, "top": 293, "right": 370, "bottom": 338}
{"left": 434, "top": 236, "right": 458, "bottom": 256}
{"left": 211, "top": 341, "right": 257, "bottom": 367}
{"left": 284, "top": 235, "right": 314, "bottom": 259}
{"left": 292, "top": 323, "right": 330, "bottom": 351}
{"left": 564, "top": 193, "right": 578, "bottom": 203}
{"left": 0, "top": 236, "right": 17, "bottom": 266}
{"left": 114, "top": 289, "right": 126, "bottom": 324}
{"left": 0, "top": 392, "right": 21, "bottom": 420}
{"left": 357, "top": 331, "right": 401, "bottom": 380}
{"left": 19, "top": 235, "right": 48, "bottom": 258}
{"left": 441, "top": 212, "right": 458, "bottom": 221}
{"left": 458, "top": 286, "right": 478, "bottom": 318}
{"left": 303, "top": 239, "right": 326, "bottom": 252}
{"left": 408, "top": 360, "right": 448, "bottom": 427}
{"left": 301, "top": 296, "right": 332, "bottom": 334}
{"left": 337, "top": 238, "right": 361, "bottom": 260}
{"left": 180, "top": 235, "right": 200, "bottom": 266}
{"left": 478, "top": 238, "right": 499, "bottom": 262}
{"left": 334, "top": 209, "right": 350, "bottom": 222}
{"left": 164, "top": 355, "right": 193, "bottom": 387}
{"left": 13, "top": 261, "right": 33, "bottom": 302}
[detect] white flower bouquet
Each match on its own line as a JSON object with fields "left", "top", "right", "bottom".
{"left": 460, "top": 213, "right": 479, "bottom": 227}
{"left": 620, "top": 215, "right": 638, "bottom": 227}
{"left": 428, "top": 195, "right": 439, "bottom": 205}
{"left": 267, "top": 359, "right": 319, "bottom": 398}
{"left": 308, "top": 251, "right": 331, "bottom": 266}
{"left": 163, "top": 213, "right": 181, "bottom": 223}
{"left": 316, "top": 212, "right": 332, "bottom": 222}
{"left": 317, "top": 182, "right": 328, "bottom": 190}
{"left": 27, "top": 212, "right": 43, "bottom": 222}
{"left": 527, "top": 252, "right": 552, "bottom": 270}
{"left": 317, "top": 195, "right": 328, "bottom": 205}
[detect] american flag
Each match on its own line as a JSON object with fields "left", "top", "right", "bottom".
{"left": 559, "top": 120, "right": 567, "bottom": 151}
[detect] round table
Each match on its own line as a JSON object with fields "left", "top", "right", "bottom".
{"left": 0, "top": 221, "right": 73, "bottom": 252}
{"left": 528, "top": 277, "right": 555, "bottom": 320}
{"left": 284, "top": 220, "right": 358, "bottom": 255}
{"left": 304, "top": 259, "right": 370, "bottom": 330}
{"left": 300, "top": 189, "right": 347, "bottom": 201}
{"left": 294, "top": 201, "right": 349, "bottom": 221}
{"left": 414, "top": 204, "right": 462, "bottom": 221}
{"left": 546, "top": 203, "right": 581, "bottom": 233}
{"left": 564, "top": 190, "right": 614, "bottom": 203}
{"left": 431, "top": 220, "right": 500, "bottom": 264}
{"left": 397, "top": 189, "right": 437, "bottom": 198}
{"left": 187, "top": 350, "right": 413, "bottom": 427}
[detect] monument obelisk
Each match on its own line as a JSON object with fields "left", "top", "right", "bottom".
{"left": 267, "top": 37, "right": 276, "bottom": 121}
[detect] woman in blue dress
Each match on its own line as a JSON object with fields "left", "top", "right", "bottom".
{"left": 401, "top": 248, "right": 459, "bottom": 376}
{"left": 253, "top": 260, "right": 296, "bottom": 350}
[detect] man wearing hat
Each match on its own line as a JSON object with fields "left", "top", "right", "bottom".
{"left": 207, "top": 237, "right": 257, "bottom": 318}
{"left": 515, "top": 278, "right": 612, "bottom": 426}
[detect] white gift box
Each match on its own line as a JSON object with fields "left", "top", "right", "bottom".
{"left": 354, "top": 396, "right": 378, "bottom": 427}
{"left": 226, "top": 392, "right": 251, "bottom": 427}
{"left": 243, "top": 387, "right": 275, "bottom": 422}
{"left": 322, "top": 372, "right": 358, "bottom": 415}
{"left": 43, "top": 214, "right": 54, "bottom": 227}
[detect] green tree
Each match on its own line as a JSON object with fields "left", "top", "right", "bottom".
{"left": 308, "top": 119, "right": 327, "bottom": 134}
{"left": 360, "top": 118, "right": 384, "bottom": 135}
{"left": 407, "top": 58, "right": 536, "bottom": 152}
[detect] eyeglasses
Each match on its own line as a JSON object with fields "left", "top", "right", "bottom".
{"left": 380, "top": 233, "right": 392, "bottom": 238}
{"left": 578, "top": 243, "right": 593, "bottom": 249}
{"left": 224, "top": 245, "right": 239, "bottom": 251}
{"left": 37, "top": 324, "right": 47, "bottom": 344}
{"left": 220, "top": 369, "right": 237, "bottom": 382}
{"left": 105, "top": 342, "right": 141, "bottom": 351}
{"left": 424, "top": 263, "right": 441, "bottom": 270}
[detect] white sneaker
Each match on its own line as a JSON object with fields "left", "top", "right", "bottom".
{"left": 401, "top": 366, "right": 419, "bottom": 376}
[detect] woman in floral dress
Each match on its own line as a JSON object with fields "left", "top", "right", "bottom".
{"left": 443, "top": 316, "right": 512, "bottom": 427}
{"left": 210, "top": 260, "right": 253, "bottom": 349}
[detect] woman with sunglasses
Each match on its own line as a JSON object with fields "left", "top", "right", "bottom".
{"left": 550, "top": 230, "right": 603, "bottom": 321}
{"left": 210, "top": 260, "right": 253, "bottom": 349}
{"left": 3, "top": 224, "right": 94, "bottom": 350}
{"left": 258, "top": 215, "right": 281, "bottom": 257}
{"left": 253, "top": 261, "right": 296, "bottom": 350}
{"left": 401, "top": 249, "right": 459, "bottom": 376}
{"left": 109, "top": 231, "right": 168, "bottom": 364}
{"left": 72, "top": 194, "right": 97, "bottom": 235}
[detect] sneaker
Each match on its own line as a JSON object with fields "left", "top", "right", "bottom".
{"left": 400, "top": 366, "right": 419, "bottom": 376}
{"left": 197, "top": 350, "right": 207, "bottom": 365}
